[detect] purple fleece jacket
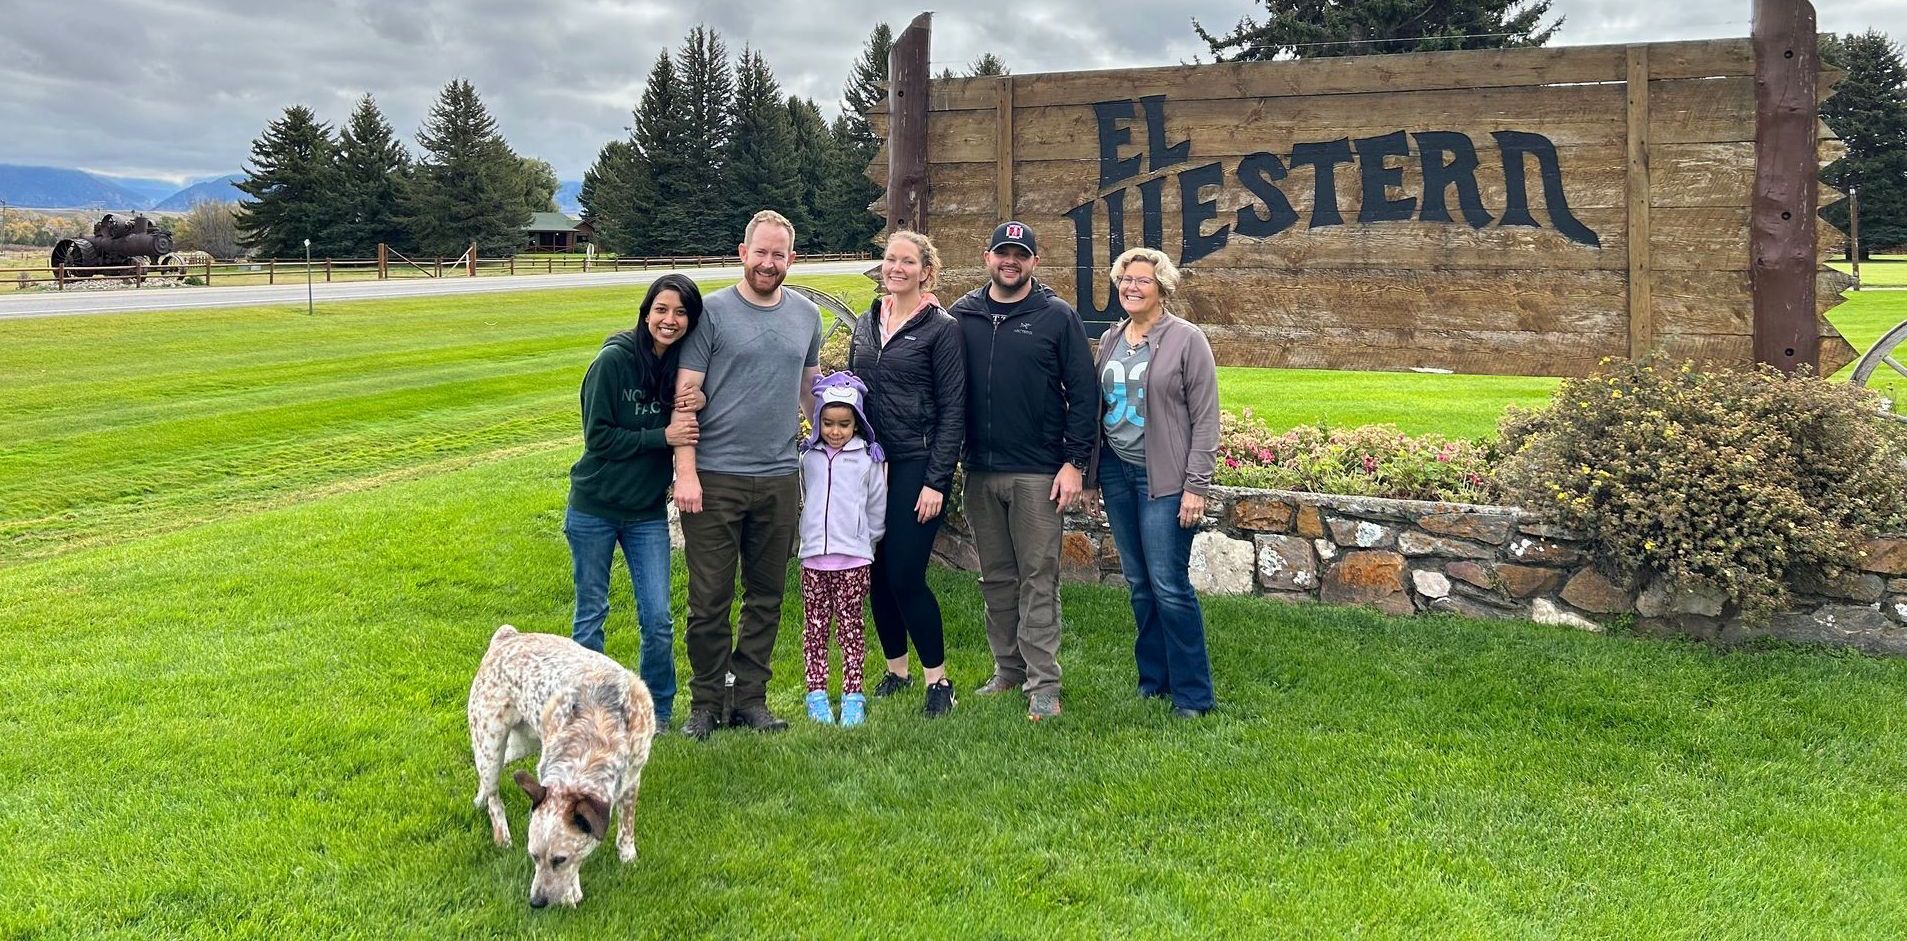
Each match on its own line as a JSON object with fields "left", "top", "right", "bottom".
{"left": 798, "top": 435, "right": 888, "bottom": 565}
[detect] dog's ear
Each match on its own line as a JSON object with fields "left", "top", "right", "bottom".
{"left": 570, "top": 793, "right": 610, "bottom": 840}
{"left": 513, "top": 770, "right": 547, "bottom": 808}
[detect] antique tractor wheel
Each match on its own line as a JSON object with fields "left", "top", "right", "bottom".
{"left": 787, "top": 283, "right": 860, "bottom": 343}
{"left": 1851, "top": 318, "right": 1907, "bottom": 423}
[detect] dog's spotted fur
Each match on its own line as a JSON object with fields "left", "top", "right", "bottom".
{"left": 468, "top": 625, "right": 655, "bottom": 908}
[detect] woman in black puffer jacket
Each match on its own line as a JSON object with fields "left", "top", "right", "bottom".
{"left": 846, "top": 230, "right": 966, "bottom": 717}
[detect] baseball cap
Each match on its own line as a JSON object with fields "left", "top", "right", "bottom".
{"left": 989, "top": 221, "right": 1037, "bottom": 255}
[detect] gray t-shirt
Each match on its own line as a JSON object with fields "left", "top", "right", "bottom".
{"left": 1100, "top": 331, "right": 1150, "bottom": 467}
{"left": 678, "top": 285, "right": 822, "bottom": 476}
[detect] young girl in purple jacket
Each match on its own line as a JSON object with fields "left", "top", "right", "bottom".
{"left": 798, "top": 372, "right": 888, "bottom": 726}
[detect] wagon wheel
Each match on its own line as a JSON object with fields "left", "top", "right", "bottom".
{"left": 1851, "top": 318, "right": 1907, "bottom": 424}
{"left": 787, "top": 283, "right": 861, "bottom": 342}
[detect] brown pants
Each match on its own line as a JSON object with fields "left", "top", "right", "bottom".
{"left": 963, "top": 471, "right": 1065, "bottom": 695}
{"left": 680, "top": 471, "right": 800, "bottom": 713}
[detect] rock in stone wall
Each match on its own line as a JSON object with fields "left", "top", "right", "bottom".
{"left": 927, "top": 489, "right": 1907, "bottom": 658}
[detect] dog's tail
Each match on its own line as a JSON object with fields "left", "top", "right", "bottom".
{"left": 491, "top": 624, "right": 519, "bottom": 646}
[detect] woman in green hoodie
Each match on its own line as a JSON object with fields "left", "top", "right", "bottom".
{"left": 566, "top": 273, "right": 704, "bottom": 729}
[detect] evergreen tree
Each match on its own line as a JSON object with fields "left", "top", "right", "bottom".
{"left": 580, "top": 140, "right": 643, "bottom": 254}
{"left": 786, "top": 96, "right": 836, "bottom": 252}
{"left": 1821, "top": 31, "right": 1907, "bottom": 256}
{"left": 726, "top": 49, "right": 804, "bottom": 240}
{"left": 234, "top": 105, "right": 342, "bottom": 257}
{"left": 403, "top": 79, "right": 532, "bottom": 257}
{"left": 1195, "top": 0, "right": 1560, "bottom": 60}
{"left": 968, "top": 52, "right": 1009, "bottom": 76}
{"left": 675, "top": 26, "right": 736, "bottom": 253}
{"left": 840, "top": 23, "right": 893, "bottom": 157}
{"left": 632, "top": 48, "right": 689, "bottom": 254}
{"left": 332, "top": 93, "right": 411, "bottom": 255}
{"left": 829, "top": 23, "right": 892, "bottom": 252}
{"left": 817, "top": 112, "right": 881, "bottom": 253}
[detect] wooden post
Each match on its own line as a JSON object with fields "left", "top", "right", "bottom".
{"left": 468, "top": 242, "right": 478, "bottom": 276}
{"left": 377, "top": 243, "right": 389, "bottom": 280}
{"left": 509, "top": 255, "right": 516, "bottom": 276}
{"left": 268, "top": 259, "right": 276, "bottom": 285}
{"left": 995, "top": 75, "right": 1015, "bottom": 221}
{"left": 55, "top": 266, "right": 64, "bottom": 290}
{"left": 887, "top": 12, "right": 932, "bottom": 234}
{"left": 325, "top": 259, "right": 333, "bottom": 283}
{"left": 1849, "top": 185, "right": 1861, "bottom": 287}
{"left": 1626, "top": 45, "right": 1653, "bottom": 359}
{"left": 435, "top": 257, "right": 443, "bottom": 278}
{"left": 1751, "top": 0, "right": 1820, "bottom": 372}
{"left": 205, "top": 258, "right": 213, "bottom": 286}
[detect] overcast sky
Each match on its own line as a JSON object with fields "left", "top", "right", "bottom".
{"left": 4, "top": 0, "right": 1904, "bottom": 184}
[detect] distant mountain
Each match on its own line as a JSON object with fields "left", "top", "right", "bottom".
{"left": 151, "top": 175, "right": 247, "bottom": 211}
{"left": 555, "top": 180, "right": 582, "bottom": 215}
{"left": 94, "top": 175, "right": 190, "bottom": 207}
{"left": 0, "top": 164, "right": 148, "bottom": 210}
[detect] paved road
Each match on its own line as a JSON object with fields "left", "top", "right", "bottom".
{"left": 0, "top": 259, "right": 876, "bottom": 320}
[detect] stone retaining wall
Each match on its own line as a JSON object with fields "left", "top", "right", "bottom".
{"left": 930, "top": 487, "right": 1907, "bottom": 656}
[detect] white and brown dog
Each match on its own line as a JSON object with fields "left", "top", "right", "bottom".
{"left": 468, "top": 625, "right": 656, "bottom": 908}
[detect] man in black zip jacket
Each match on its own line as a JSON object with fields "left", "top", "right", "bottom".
{"left": 950, "top": 221, "right": 1098, "bottom": 721}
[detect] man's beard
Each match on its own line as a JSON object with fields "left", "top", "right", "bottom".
{"left": 746, "top": 265, "right": 785, "bottom": 294}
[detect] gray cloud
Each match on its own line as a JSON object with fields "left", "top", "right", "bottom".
{"left": 2, "top": 0, "right": 1901, "bottom": 183}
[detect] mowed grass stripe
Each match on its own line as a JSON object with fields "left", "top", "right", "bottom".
{"left": 3, "top": 450, "right": 1906, "bottom": 937}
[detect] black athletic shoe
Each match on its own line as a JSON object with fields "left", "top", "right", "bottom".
{"left": 729, "top": 704, "right": 789, "bottom": 733}
{"left": 872, "top": 672, "right": 913, "bottom": 698}
{"left": 681, "top": 708, "right": 721, "bottom": 741}
{"left": 924, "top": 679, "right": 957, "bottom": 718}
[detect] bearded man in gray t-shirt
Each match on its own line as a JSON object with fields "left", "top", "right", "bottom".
{"left": 670, "top": 209, "right": 822, "bottom": 741}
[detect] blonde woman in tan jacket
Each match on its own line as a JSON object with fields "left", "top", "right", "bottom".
{"left": 1087, "top": 247, "right": 1219, "bottom": 718}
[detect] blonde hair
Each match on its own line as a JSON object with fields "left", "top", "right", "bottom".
{"left": 743, "top": 209, "right": 797, "bottom": 248}
{"left": 1109, "top": 247, "right": 1180, "bottom": 296}
{"left": 883, "top": 229, "right": 941, "bottom": 291}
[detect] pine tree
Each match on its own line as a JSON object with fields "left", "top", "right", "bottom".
{"left": 1195, "top": 0, "right": 1561, "bottom": 60}
{"left": 632, "top": 48, "right": 689, "bottom": 254}
{"left": 727, "top": 49, "right": 804, "bottom": 240}
{"left": 675, "top": 26, "right": 736, "bottom": 254}
{"left": 403, "top": 79, "right": 532, "bottom": 257}
{"left": 1821, "top": 31, "right": 1907, "bottom": 256}
{"left": 841, "top": 23, "right": 893, "bottom": 157}
{"left": 332, "top": 94, "right": 411, "bottom": 256}
{"left": 968, "top": 53, "right": 1009, "bottom": 76}
{"left": 817, "top": 112, "right": 880, "bottom": 252}
{"left": 579, "top": 139, "right": 649, "bottom": 254}
{"left": 829, "top": 23, "right": 892, "bottom": 252}
{"left": 786, "top": 97, "right": 836, "bottom": 253}
{"left": 234, "top": 105, "right": 342, "bottom": 258}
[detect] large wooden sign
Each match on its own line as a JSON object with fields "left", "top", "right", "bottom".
{"left": 869, "top": 27, "right": 1854, "bottom": 378}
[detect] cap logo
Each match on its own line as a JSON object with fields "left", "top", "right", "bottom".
{"left": 1006, "top": 224, "right": 1024, "bottom": 239}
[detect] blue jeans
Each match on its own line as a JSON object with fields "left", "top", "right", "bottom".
{"left": 1097, "top": 452, "right": 1215, "bottom": 711}
{"left": 564, "top": 505, "right": 676, "bottom": 724}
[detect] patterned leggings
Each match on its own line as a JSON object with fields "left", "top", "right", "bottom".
{"left": 801, "top": 565, "right": 871, "bottom": 694}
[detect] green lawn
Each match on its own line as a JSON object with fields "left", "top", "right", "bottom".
{"left": 5, "top": 280, "right": 1907, "bottom": 936}
{"left": 1829, "top": 256, "right": 1907, "bottom": 287}
{"left": 7, "top": 445, "right": 1907, "bottom": 939}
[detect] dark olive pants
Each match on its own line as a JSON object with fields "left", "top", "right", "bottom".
{"left": 680, "top": 471, "right": 801, "bottom": 713}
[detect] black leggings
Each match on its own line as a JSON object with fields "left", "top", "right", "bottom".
{"left": 871, "top": 458, "right": 946, "bottom": 669}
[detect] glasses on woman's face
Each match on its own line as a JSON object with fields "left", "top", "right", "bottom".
{"left": 1116, "top": 275, "right": 1156, "bottom": 287}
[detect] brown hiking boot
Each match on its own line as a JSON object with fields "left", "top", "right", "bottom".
{"left": 973, "top": 674, "right": 1023, "bottom": 697}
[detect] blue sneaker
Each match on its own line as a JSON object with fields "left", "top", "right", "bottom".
{"left": 805, "top": 690, "right": 835, "bottom": 725}
{"left": 839, "top": 692, "right": 866, "bottom": 727}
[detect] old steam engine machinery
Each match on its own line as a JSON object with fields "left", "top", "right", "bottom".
{"left": 51, "top": 213, "right": 176, "bottom": 277}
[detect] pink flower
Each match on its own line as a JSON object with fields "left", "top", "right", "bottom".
{"left": 1361, "top": 455, "right": 1378, "bottom": 474}
{"left": 1256, "top": 449, "right": 1273, "bottom": 462}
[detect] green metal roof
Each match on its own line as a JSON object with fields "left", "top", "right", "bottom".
{"left": 523, "top": 212, "right": 581, "bottom": 232}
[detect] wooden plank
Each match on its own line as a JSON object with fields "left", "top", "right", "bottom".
{"left": 995, "top": 76, "right": 1015, "bottom": 219}
{"left": 887, "top": 13, "right": 933, "bottom": 234}
{"left": 925, "top": 206, "right": 1742, "bottom": 271}
{"left": 879, "top": 39, "right": 1757, "bottom": 114}
{"left": 1628, "top": 46, "right": 1654, "bottom": 358}
{"left": 1199, "top": 324, "right": 1625, "bottom": 377}
{"left": 895, "top": 142, "right": 1754, "bottom": 214}
{"left": 1751, "top": 0, "right": 1820, "bottom": 371}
